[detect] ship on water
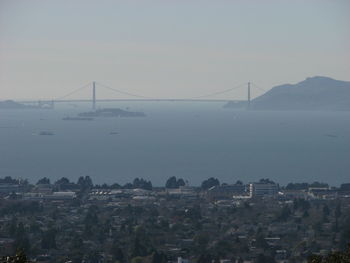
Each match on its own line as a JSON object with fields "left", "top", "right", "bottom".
{"left": 39, "top": 131, "right": 54, "bottom": 136}
{"left": 62, "top": 116, "right": 94, "bottom": 121}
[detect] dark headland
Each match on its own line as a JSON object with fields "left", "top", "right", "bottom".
{"left": 224, "top": 76, "right": 350, "bottom": 111}
{"left": 0, "top": 100, "right": 37, "bottom": 109}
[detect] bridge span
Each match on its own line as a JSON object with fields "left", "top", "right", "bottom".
{"left": 16, "top": 81, "right": 265, "bottom": 109}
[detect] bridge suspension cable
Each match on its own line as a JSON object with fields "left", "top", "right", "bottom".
{"left": 54, "top": 82, "right": 92, "bottom": 100}
{"left": 250, "top": 82, "right": 267, "bottom": 93}
{"left": 51, "top": 81, "right": 267, "bottom": 102}
{"left": 187, "top": 82, "right": 247, "bottom": 99}
{"left": 96, "top": 82, "right": 151, "bottom": 99}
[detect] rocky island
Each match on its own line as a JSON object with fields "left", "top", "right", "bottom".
{"left": 78, "top": 108, "right": 146, "bottom": 118}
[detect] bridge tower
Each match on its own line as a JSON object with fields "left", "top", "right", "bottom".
{"left": 92, "top": 81, "right": 96, "bottom": 110}
{"left": 247, "top": 82, "right": 251, "bottom": 109}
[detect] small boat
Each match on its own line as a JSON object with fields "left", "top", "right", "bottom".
{"left": 63, "top": 117, "right": 94, "bottom": 121}
{"left": 324, "top": 134, "right": 338, "bottom": 138}
{"left": 39, "top": 131, "right": 54, "bottom": 136}
{"left": 110, "top": 131, "right": 119, "bottom": 135}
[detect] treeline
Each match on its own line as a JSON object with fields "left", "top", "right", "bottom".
{"left": 1, "top": 175, "right": 343, "bottom": 191}
{"left": 96, "top": 177, "right": 153, "bottom": 191}
{"left": 37, "top": 176, "right": 153, "bottom": 191}
{"left": 0, "top": 176, "right": 28, "bottom": 185}
{"left": 1, "top": 175, "right": 224, "bottom": 191}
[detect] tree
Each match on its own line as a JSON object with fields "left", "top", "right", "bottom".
{"left": 131, "top": 257, "right": 145, "bottom": 263}
{"left": 307, "top": 245, "right": 350, "bottom": 262}
{"left": 111, "top": 244, "right": 124, "bottom": 262}
{"left": 177, "top": 178, "right": 185, "bottom": 187}
{"left": 340, "top": 218, "right": 350, "bottom": 249}
{"left": 0, "top": 249, "right": 28, "bottom": 263}
{"left": 194, "top": 232, "right": 209, "bottom": 252}
{"left": 111, "top": 182, "right": 121, "bottom": 189}
{"left": 123, "top": 182, "right": 133, "bottom": 189}
{"left": 41, "top": 228, "right": 57, "bottom": 249}
{"left": 85, "top": 205, "right": 99, "bottom": 225}
{"left": 86, "top": 250, "right": 101, "bottom": 263}
{"left": 36, "top": 177, "right": 50, "bottom": 185}
{"left": 165, "top": 176, "right": 177, "bottom": 188}
{"left": 201, "top": 177, "right": 220, "bottom": 190}
{"left": 131, "top": 237, "right": 148, "bottom": 258}
{"left": 335, "top": 201, "right": 342, "bottom": 219}
{"left": 293, "top": 199, "right": 310, "bottom": 212}
{"left": 259, "top": 178, "right": 275, "bottom": 184}
{"left": 323, "top": 204, "right": 330, "bottom": 222}
{"left": 334, "top": 201, "right": 342, "bottom": 232}
{"left": 197, "top": 254, "right": 213, "bottom": 263}
{"left": 133, "top": 178, "right": 153, "bottom": 190}
{"left": 309, "top": 182, "right": 328, "bottom": 188}
{"left": 14, "top": 236, "right": 30, "bottom": 256}
{"left": 256, "top": 254, "right": 276, "bottom": 263}
{"left": 71, "top": 234, "right": 83, "bottom": 250}
{"left": 151, "top": 251, "right": 167, "bottom": 263}
{"left": 185, "top": 205, "right": 202, "bottom": 221}
{"left": 255, "top": 234, "right": 269, "bottom": 250}
{"left": 286, "top": 183, "right": 309, "bottom": 190}
{"left": 277, "top": 205, "right": 292, "bottom": 222}
{"left": 77, "top": 175, "right": 93, "bottom": 190}
{"left": 54, "top": 177, "right": 70, "bottom": 185}
{"left": 323, "top": 204, "right": 330, "bottom": 216}
{"left": 13, "top": 223, "right": 30, "bottom": 254}
{"left": 303, "top": 210, "right": 309, "bottom": 218}
{"left": 84, "top": 175, "right": 93, "bottom": 188}
{"left": 0, "top": 176, "right": 20, "bottom": 184}
{"left": 9, "top": 218, "right": 18, "bottom": 236}
{"left": 313, "top": 221, "right": 322, "bottom": 234}
{"left": 15, "top": 249, "right": 28, "bottom": 263}
{"left": 54, "top": 177, "right": 75, "bottom": 191}
{"left": 214, "top": 239, "right": 232, "bottom": 257}
{"left": 165, "top": 176, "right": 185, "bottom": 188}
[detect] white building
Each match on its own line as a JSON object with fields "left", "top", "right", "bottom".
{"left": 250, "top": 182, "right": 278, "bottom": 197}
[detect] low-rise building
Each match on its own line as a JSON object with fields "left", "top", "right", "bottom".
{"left": 0, "top": 184, "right": 21, "bottom": 193}
{"left": 207, "top": 184, "right": 247, "bottom": 200}
{"left": 250, "top": 182, "right": 278, "bottom": 198}
{"left": 281, "top": 190, "right": 308, "bottom": 200}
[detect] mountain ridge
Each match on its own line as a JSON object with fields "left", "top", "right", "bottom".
{"left": 250, "top": 76, "right": 350, "bottom": 110}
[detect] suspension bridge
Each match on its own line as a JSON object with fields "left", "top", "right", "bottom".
{"left": 17, "top": 81, "right": 266, "bottom": 109}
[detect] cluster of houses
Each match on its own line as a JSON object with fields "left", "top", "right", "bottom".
{"left": 1, "top": 179, "right": 350, "bottom": 202}
{"left": 0, "top": 179, "right": 350, "bottom": 262}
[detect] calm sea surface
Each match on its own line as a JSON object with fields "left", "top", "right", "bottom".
{"left": 0, "top": 102, "right": 349, "bottom": 186}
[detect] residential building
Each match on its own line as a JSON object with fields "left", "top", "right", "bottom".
{"left": 250, "top": 182, "right": 278, "bottom": 197}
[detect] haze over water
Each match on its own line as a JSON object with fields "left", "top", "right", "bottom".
{"left": 1, "top": 102, "right": 349, "bottom": 186}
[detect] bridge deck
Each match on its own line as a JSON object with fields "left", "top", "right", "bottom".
{"left": 18, "top": 99, "right": 244, "bottom": 103}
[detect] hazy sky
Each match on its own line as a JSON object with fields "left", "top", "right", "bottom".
{"left": 0, "top": 0, "right": 349, "bottom": 100}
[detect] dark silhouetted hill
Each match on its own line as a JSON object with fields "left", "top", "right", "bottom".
{"left": 0, "top": 100, "right": 34, "bottom": 109}
{"left": 251, "top": 76, "right": 350, "bottom": 110}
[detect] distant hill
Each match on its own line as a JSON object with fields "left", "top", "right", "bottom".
{"left": 250, "top": 76, "right": 350, "bottom": 111}
{"left": 0, "top": 100, "right": 35, "bottom": 109}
